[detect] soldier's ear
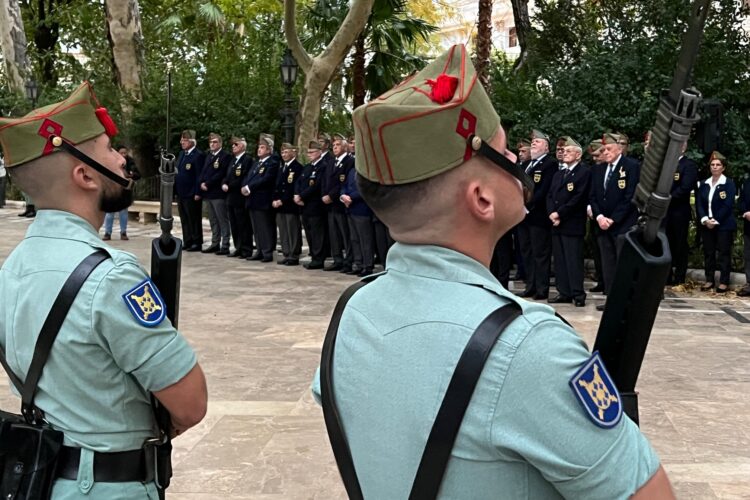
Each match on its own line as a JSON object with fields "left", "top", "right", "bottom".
{"left": 71, "top": 163, "right": 100, "bottom": 192}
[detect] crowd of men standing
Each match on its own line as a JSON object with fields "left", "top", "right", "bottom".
{"left": 169, "top": 129, "right": 392, "bottom": 277}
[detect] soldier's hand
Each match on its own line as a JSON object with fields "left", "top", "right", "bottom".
{"left": 222, "top": 184, "right": 229, "bottom": 192}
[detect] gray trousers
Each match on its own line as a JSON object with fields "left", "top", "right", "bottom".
{"left": 250, "top": 209, "right": 276, "bottom": 258}
{"left": 348, "top": 215, "right": 374, "bottom": 270}
{"left": 206, "top": 198, "right": 231, "bottom": 249}
{"left": 277, "top": 212, "right": 302, "bottom": 259}
{"left": 328, "top": 210, "right": 352, "bottom": 266}
{"left": 552, "top": 234, "right": 585, "bottom": 299}
{"left": 745, "top": 234, "right": 750, "bottom": 283}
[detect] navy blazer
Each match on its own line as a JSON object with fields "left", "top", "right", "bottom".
{"left": 273, "top": 159, "right": 303, "bottom": 214}
{"left": 341, "top": 165, "right": 372, "bottom": 217}
{"left": 199, "top": 149, "right": 232, "bottom": 199}
{"left": 317, "top": 151, "right": 337, "bottom": 200}
{"left": 296, "top": 160, "right": 327, "bottom": 216}
{"left": 524, "top": 154, "right": 558, "bottom": 227}
{"left": 243, "top": 155, "right": 280, "bottom": 211}
{"left": 696, "top": 176, "right": 737, "bottom": 232}
{"left": 666, "top": 156, "right": 698, "bottom": 222}
{"left": 739, "top": 178, "right": 750, "bottom": 236}
{"left": 546, "top": 162, "right": 591, "bottom": 237}
{"left": 222, "top": 153, "right": 253, "bottom": 208}
{"left": 589, "top": 156, "right": 639, "bottom": 235}
{"left": 175, "top": 148, "right": 206, "bottom": 199}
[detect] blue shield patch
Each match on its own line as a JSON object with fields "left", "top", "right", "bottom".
{"left": 122, "top": 279, "right": 166, "bottom": 327}
{"left": 569, "top": 352, "right": 622, "bottom": 428}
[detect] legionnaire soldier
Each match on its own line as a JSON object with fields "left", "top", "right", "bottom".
{"left": 221, "top": 136, "right": 254, "bottom": 258}
{"left": 0, "top": 82, "right": 207, "bottom": 498}
{"left": 546, "top": 137, "right": 591, "bottom": 306}
{"left": 273, "top": 143, "right": 303, "bottom": 265}
{"left": 242, "top": 133, "right": 279, "bottom": 262}
{"left": 589, "top": 132, "right": 640, "bottom": 310}
{"left": 313, "top": 45, "right": 672, "bottom": 498}
{"left": 295, "top": 141, "right": 329, "bottom": 269}
{"left": 199, "top": 132, "right": 233, "bottom": 254}
{"left": 175, "top": 129, "right": 206, "bottom": 252}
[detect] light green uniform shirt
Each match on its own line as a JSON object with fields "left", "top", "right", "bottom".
{"left": 313, "top": 243, "right": 660, "bottom": 499}
{"left": 0, "top": 210, "right": 197, "bottom": 499}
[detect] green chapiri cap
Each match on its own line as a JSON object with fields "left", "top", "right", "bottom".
{"left": 280, "top": 142, "right": 296, "bottom": 151}
{"left": 589, "top": 138, "right": 603, "bottom": 150}
{"left": 517, "top": 138, "right": 531, "bottom": 148}
{"left": 259, "top": 133, "right": 274, "bottom": 149}
{"left": 308, "top": 140, "right": 322, "bottom": 151}
{"left": 602, "top": 132, "right": 621, "bottom": 145}
{"left": 561, "top": 136, "right": 581, "bottom": 148}
{"left": 352, "top": 44, "right": 501, "bottom": 185}
{"left": 181, "top": 129, "right": 196, "bottom": 140}
{"left": 0, "top": 82, "right": 118, "bottom": 167}
{"left": 530, "top": 129, "right": 550, "bottom": 142}
{"left": 709, "top": 151, "right": 726, "bottom": 162}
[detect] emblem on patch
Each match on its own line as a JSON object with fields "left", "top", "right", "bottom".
{"left": 674, "top": 172, "right": 680, "bottom": 181}
{"left": 235, "top": 168, "right": 241, "bottom": 177}
{"left": 720, "top": 191, "right": 726, "bottom": 200}
{"left": 259, "top": 167, "right": 265, "bottom": 174}
{"left": 213, "top": 160, "right": 219, "bottom": 169}
{"left": 186, "top": 163, "right": 192, "bottom": 171}
{"left": 570, "top": 352, "right": 622, "bottom": 428}
{"left": 122, "top": 279, "right": 166, "bottom": 327}
{"left": 309, "top": 179, "right": 315, "bottom": 186}
{"left": 287, "top": 173, "right": 295, "bottom": 183}
{"left": 567, "top": 182, "right": 574, "bottom": 192}
{"left": 618, "top": 179, "right": 626, "bottom": 189}
{"left": 339, "top": 174, "right": 346, "bottom": 182}
{"left": 534, "top": 173, "right": 541, "bottom": 183}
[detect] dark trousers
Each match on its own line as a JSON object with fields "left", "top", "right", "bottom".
{"left": 516, "top": 222, "right": 535, "bottom": 291}
{"left": 490, "top": 233, "right": 513, "bottom": 289}
{"left": 228, "top": 204, "right": 253, "bottom": 255}
{"left": 702, "top": 228, "right": 733, "bottom": 286}
{"left": 744, "top": 234, "right": 750, "bottom": 283}
{"left": 277, "top": 212, "right": 302, "bottom": 260}
{"left": 0, "top": 176, "right": 6, "bottom": 206}
{"left": 597, "top": 230, "right": 625, "bottom": 295}
{"left": 178, "top": 197, "right": 203, "bottom": 247}
{"left": 328, "top": 210, "right": 352, "bottom": 266}
{"left": 373, "top": 218, "right": 394, "bottom": 266}
{"left": 348, "top": 215, "right": 375, "bottom": 270}
{"left": 206, "top": 198, "right": 231, "bottom": 249}
{"left": 250, "top": 209, "right": 276, "bottom": 258}
{"left": 588, "top": 219, "right": 603, "bottom": 284}
{"left": 302, "top": 214, "right": 327, "bottom": 264}
{"left": 552, "top": 234, "right": 585, "bottom": 299}
{"left": 666, "top": 217, "right": 691, "bottom": 284}
{"left": 528, "top": 225, "right": 552, "bottom": 296}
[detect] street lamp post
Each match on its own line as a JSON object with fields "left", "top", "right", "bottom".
{"left": 25, "top": 79, "right": 39, "bottom": 108}
{"left": 279, "top": 48, "right": 299, "bottom": 145}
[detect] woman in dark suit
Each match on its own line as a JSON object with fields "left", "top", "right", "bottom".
{"left": 695, "top": 151, "right": 736, "bottom": 293}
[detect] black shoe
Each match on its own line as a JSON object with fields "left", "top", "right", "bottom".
{"left": 340, "top": 267, "right": 354, "bottom": 274}
{"left": 596, "top": 303, "right": 606, "bottom": 311}
{"left": 512, "top": 274, "right": 526, "bottom": 281}
{"left": 589, "top": 283, "right": 604, "bottom": 293}
{"left": 324, "top": 264, "right": 343, "bottom": 272}
{"left": 700, "top": 282, "right": 715, "bottom": 291}
{"left": 533, "top": 293, "right": 549, "bottom": 301}
{"left": 716, "top": 285, "right": 729, "bottom": 294}
{"left": 216, "top": 248, "right": 230, "bottom": 255}
{"left": 247, "top": 253, "right": 263, "bottom": 261}
{"left": 25, "top": 208, "right": 36, "bottom": 218}
{"left": 344, "top": 268, "right": 359, "bottom": 275}
{"left": 277, "top": 258, "right": 290, "bottom": 265}
{"left": 285, "top": 259, "right": 300, "bottom": 266}
{"left": 737, "top": 285, "right": 750, "bottom": 297}
{"left": 201, "top": 245, "right": 220, "bottom": 254}
{"left": 228, "top": 250, "right": 241, "bottom": 257}
{"left": 358, "top": 267, "right": 374, "bottom": 277}
{"left": 186, "top": 244, "right": 201, "bottom": 252}
{"left": 548, "top": 295, "right": 572, "bottom": 304}
{"left": 305, "top": 261, "right": 324, "bottom": 270}
{"left": 517, "top": 289, "right": 536, "bottom": 298}
{"left": 574, "top": 297, "right": 586, "bottom": 307}
{"left": 261, "top": 256, "right": 273, "bottom": 263}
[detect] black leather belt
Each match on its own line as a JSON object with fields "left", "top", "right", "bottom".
{"left": 55, "top": 446, "right": 155, "bottom": 483}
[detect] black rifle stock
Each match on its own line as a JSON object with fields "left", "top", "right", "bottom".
{"left": 149, "top": 63, "right": 180, "bottom": 498}
{"left": 593, "top": 0, "right": 711, "bottom": 425}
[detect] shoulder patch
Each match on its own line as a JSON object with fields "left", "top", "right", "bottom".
{"left": 122, "top": 279, "right": 166, "bottom": 327}
{"left": 569, "top": 351, "right": 622, "bottom": 428}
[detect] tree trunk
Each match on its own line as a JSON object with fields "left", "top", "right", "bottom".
{"left": 475, "top": 0, "right": 493, "bottom": 92}
{"left": 0, "top": 0, "right": 30, "bottom": 93}
{"left": 352, "top": 33, "right": 367, "bottom": 108}
{"left": 104, "top": 0, "right": 145, "bottom": 101}
{"left": 284, "top": 0, "right": 376, "bottom": 157}
{"left": 34, "top": 0, "right": 61, "bottom": 86}
{"left": 510, "top": 0, "right": 531, "bottom": 74}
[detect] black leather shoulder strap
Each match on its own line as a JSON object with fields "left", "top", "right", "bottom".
{"left": 0, "top": 250, "right": 110, "bottom": 422}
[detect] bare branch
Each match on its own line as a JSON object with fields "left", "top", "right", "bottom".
{"left": 322, "top": 0, "right": 376, "bottom": 65}
{"left": 283, "top": 0, "right": 312, "bottom": 72}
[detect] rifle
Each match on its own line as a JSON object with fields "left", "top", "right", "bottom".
{"left": 148, "top": 62, "right": 181, "bottom": 498}
{"left": 593, "top": 0, "right": 711, "bottom": 425}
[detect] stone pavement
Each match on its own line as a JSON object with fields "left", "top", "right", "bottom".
{"left": 0, "top": 207, "right": 749, "bottom": 499}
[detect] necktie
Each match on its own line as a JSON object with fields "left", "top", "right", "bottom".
{"left": 525, "top": 159, "right": 537, "bottom": 175}
{"left": 604, "top": 164, "right": 614, "bottom": 189}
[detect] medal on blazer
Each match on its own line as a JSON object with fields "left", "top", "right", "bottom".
{"left": 534, "top": 173, "right": 541, "bottom": 183}
{"left": 234, "top": 167, "right": 241, "bottom": 177}
{"left": 618, "top": 179, "right": 626, "bottom": 189}
{"left": 720, "top": 190, "right": 726, "bottom": 200}
{"left": 674, "top": 172, "right": 680, "bottom": 181}
{"left": 213, "top": 160, "right": 219, "bottom": 169}
{"left": 288, "top": 172, "right": 295, "bottom": 183}
{"left": 619, "top": 168, "right": 625, "bottom": 178}
{"left": 567, "top": 182, "right": 574, "bottom": 192}
{"left": 185, "top": 163, "right": 192, "bottom": 171}
{"left": 259, "top": 167, "right": 265, "bottom": 174}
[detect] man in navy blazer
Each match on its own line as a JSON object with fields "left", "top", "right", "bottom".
{"left": 547, "top": 137, "right": 591, "bottom": 306}
{"left": 589, "top": 133, "right": 639, "bottom": 309}
{"left": 175, "top": 129, "right": 206, "bottom": 251}
{"left": 199, "top": 133, "right": 232, "bottom": 254}
{"left": 242, "top": 134, "right": 280, "bottom": 262}
{"left": 273, "top": 143, "right": 304, "bottom": 265}
{"left": 664, "top": 142, "right": 698, "bottom": 285}
{"left": 222, "top": 137, "right": 254, "bottom": 258}
{"left": 738, "top": 177, "right": 750, "bottom": 296}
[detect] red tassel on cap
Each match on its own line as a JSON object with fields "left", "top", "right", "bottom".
{"left": 426, "top": 74, "right": 459, "bottom": 104}
{"left": 95, "top": 107, "right": 119, "bottom": 138}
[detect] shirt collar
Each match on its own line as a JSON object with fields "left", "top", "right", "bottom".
{"left": 705, "top": 174, "right": 726, "bottom": 186}
{"left": 611, "top": 155, "right": 622, "bottom": 167}
{"left": 235, "top": 152, "right": 245, "bottom": 160}
{"left": 336, "top": 153, "right": 348, "bottom": 162}
{"left": 25, "top": 210, "right": 112, "bottom": 253}
{"left": 186, "top": 146, "right": 195, "bottom": 155}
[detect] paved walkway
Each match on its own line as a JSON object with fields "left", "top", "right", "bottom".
{"left": 0, "top": 208, "right": 749, "bottom": 499}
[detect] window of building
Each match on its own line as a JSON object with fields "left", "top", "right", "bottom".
{"left": 509, "top": 27, "right": 518, "bottom": 48}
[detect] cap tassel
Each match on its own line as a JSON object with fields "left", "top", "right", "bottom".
{"left": 426, "top": 74, "right": 459, "bottom": 104}
{"left": 95, "top": 107, "right": 119, "bottom": 138}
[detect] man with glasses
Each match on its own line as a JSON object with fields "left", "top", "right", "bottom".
{"left": 199, "top": 133, "right": 232, "bottom": 254}
{"left": 312, "top": 45, "right": 671, "bottom": 499}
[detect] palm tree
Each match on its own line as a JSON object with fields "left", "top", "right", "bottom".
{"left": 475, "top": 0, "right": 493, "bottom": 92}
